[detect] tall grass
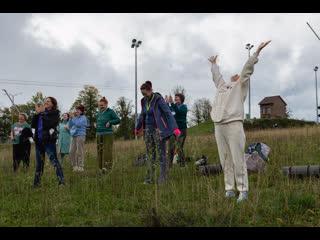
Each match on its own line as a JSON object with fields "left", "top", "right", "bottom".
{"left": 0, "top": 126, "right": 320, "bottom": 226}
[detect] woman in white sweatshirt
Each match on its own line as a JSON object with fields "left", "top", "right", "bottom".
{"left": 208, "top": 40, "right": 271, "bottom": 202}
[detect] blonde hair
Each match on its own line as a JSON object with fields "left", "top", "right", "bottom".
{"left": 20, "top": 113, "right": 28, "bottom": 121}
{"left": 99, "top": 97, "right": 108, "bottom": 104}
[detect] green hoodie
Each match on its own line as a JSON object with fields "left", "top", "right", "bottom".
{"left": 95, "top": 108, "right": 120, "bottom": 135}
{"left": 169, "top": 103, "right": 187, "bottom": 129}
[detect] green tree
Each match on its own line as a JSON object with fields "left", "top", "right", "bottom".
{"left": 17, "top": 92, "right": 46, "bottom": 124}
{"left": 0, "top": 107, "right": 13, "bottom": 141}
{"left": 0, "top": 92, "right": 46, "bottom": 141}
{"left": 70, "top": 85, "right": 102, "bottom": 140}
{"left": 113, "top": 96, "right": 135, "bottom": 140}
{"left": 190, "top": 98, "right": 212, "bottom": 126}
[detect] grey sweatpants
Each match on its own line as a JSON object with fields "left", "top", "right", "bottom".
{"left": 70, "top": 135, "right": 86, "bottom": 169}
{"left": 214, "top": 121, "right": 248, "bottom": 193}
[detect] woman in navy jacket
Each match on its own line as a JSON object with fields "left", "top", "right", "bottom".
{"left": 135, "top": 81, "right": 181, "bottom": 184}
{"left": 31, "top": 97, "right": 64, "bottom": 188}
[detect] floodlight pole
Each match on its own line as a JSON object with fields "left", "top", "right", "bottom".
{"left": 315, "top": 66, "right": 319, "bottom": 124}
{"left": 245, "top": 43, "right": 254, "bottom": 119}
{"left": 131, "top": 39, "right": 142, "bottom": 140}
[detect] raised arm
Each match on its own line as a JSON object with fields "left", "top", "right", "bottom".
{"left": 208, "top": 55, "right": 225, "bottom": 89}
{"left": 240, "top": 40, "right": 271, "bottom": 83}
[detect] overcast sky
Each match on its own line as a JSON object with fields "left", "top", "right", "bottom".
{"left": 0, "top": 13, "right": 320, "bottom": 123}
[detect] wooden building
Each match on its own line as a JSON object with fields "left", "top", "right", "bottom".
{"left": 258, "top": 96, "right": 287, "bottom": 118}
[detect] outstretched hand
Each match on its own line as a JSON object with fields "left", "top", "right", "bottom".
{"left": 208, "top": 55, "right": 218, "bottom": 64}
{"left": 255, "top": 40, "right": 271, "bottom": 54}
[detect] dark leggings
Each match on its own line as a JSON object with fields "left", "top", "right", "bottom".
{"left": 168, "top": 128, "right": 187, "bottom": 168}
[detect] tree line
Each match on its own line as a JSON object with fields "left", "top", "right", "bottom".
{"left": 0, "top": 85, "right": 212, "bottom": 142}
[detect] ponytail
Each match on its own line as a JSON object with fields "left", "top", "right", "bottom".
{"left": 140, "top": 81, "right": 152, "bottom": 91}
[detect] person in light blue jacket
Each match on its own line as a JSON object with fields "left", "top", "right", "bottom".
{"left": 68, "top": 105, "right": 87, "bottom": 172}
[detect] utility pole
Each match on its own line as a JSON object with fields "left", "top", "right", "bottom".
{"left": 2, "top": 89, "right": 21, "bottom": 126}
{"left": 307, "top": 22, "right": 320, "bottom": 41}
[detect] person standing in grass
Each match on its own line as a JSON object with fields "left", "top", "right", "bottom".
{"left": 94, "top": 97, "right": 120, "bottom": 174}
{"left": 166, "top": 93, "right": 188, "bottom": 169}
{"left": 11, "top": 113, "right": 32, "bottom": 172}
{"left": 135, "top": 81, "right": 181, "bottom": 184}
{"left": 57, "top": 113, "right": 72, "bottom": 166}
{"left": 68, "top": 105, "right": 87, "bottom": 172}
{"left": 208, "top": 40, "right": 271, "bottom": 202}
{"left": 31, "top": 97, "right": 64, "bottom": 188}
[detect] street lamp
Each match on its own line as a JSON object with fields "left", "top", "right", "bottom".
{"left": 245, "top": 43, "right": 254, "bottom": 119}
{"left": 131, "top": 38, "right": 142, "bottom": 140}
{"left": 314, "top": 66, "right": 319, "bottom": 124}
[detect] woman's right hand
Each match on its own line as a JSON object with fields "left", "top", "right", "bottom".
{"left": 94, "top": 123, "right": 97, "bottom": 128}
{"left": 35, "top": 104, "right": 40, "bottom": 114}
{"left": 208, "top": 55, "right": 218, "bottom": 64}
{"left": 68, "top": 112, "right": 74, "bottom": 118}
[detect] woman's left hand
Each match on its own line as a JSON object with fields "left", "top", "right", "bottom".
{"left": 106, "top": 122, "right": 110, "bottom": 128}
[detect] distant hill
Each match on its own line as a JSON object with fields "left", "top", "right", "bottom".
{"left": 187, "top": 118, "right": 317, "bottom": 136}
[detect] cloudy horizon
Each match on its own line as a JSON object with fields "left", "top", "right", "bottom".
{"left": 0, "top": 13, "right": 320, "bottom": 124}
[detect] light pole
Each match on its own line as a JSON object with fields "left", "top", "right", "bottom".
{"left": 245, "top": 43, "right": 254, "bottom": 119}
{"left": 314, "top": 66, "right": 319, "bottom": 124}
{"left": 131, "top": 39, "right": 142, "bottom": 140}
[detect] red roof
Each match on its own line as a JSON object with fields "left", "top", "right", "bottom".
{"left": 258, "top": 95, "right": 287, "bottom": 106}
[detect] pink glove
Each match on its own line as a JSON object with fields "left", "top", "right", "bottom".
{"left": 174, "top": 128, "right": 181, "bottom": 136}
{"left": 135, "top": 129, "right": 140, "bottom": 136}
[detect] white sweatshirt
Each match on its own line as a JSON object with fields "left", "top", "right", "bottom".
{"left": 210, "top": 52, "right": 259, "bottom": 124}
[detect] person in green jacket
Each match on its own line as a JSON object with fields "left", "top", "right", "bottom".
{"left": 94, "top": 97, "right": 120, "bottom": 174}
{"left": 166, "top": 93, "right": 188, "bottom": 169}
{"left": 10, "top": 113, "right": 32, "bottom": 172}
{"left": 57, "top": 113, "right": 72, "bottom": 166}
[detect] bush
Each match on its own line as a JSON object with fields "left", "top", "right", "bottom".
{"left": 244, "top": 118, "right": 316, "bottom": 131}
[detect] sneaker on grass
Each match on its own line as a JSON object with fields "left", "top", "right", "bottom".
{"left": 225, "top": 191, "right": 235, "bottom": 198}
{"left": 237, "top": 192, "right": 248, "bottom": 202}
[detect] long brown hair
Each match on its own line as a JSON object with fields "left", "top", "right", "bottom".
{"left": 47, "top": 97, "right": 58, "bottom": 111}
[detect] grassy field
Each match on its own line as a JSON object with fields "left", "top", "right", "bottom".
{"left": 0, "top": 125, "right": 320, "bottom": 227}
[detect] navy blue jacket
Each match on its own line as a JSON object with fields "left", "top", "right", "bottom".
{"left": 136, "top": 92, "right": 178, "bottom": 140}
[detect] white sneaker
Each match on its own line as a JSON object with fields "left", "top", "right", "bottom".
{"left": 73, "top": 166, "right": 78, "bottom": 172}
{"left": 237, "top": 192, "right": 248, "bottom": 202}
{"left": 225, "top": 191, "right": 235, "bottom": 198}
{"left": 78, "top": 167, "right": 84, "bottom": 172}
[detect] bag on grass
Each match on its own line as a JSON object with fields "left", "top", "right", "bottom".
{"left": 246, "top": 142, "right": 270, "bottom": 162}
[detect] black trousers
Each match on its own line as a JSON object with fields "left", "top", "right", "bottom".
{"left": 168, "top": 128, "right": 187, "bottom": 168}
{"left": 13, "top": 142, "right": 31, "bottom": 172}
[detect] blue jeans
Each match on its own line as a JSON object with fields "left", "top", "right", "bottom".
{"left": 33, "top": 141, "right": 64, "bottom": 187}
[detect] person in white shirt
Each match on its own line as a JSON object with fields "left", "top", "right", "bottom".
{"left": 208, "top": 40, "right": 271, "bottom": 202}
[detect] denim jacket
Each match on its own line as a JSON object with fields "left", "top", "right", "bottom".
{"left": 136, "top": 92, "right": 178, "bottom": 140}
{"left": 69, "top": 115, "right": 87, "bottom": 136}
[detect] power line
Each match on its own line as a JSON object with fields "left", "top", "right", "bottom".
{"left": 0, "top": 78, "right": 211, "bottom": 94}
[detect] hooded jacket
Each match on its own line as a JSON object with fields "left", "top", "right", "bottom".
{"left": 136, "top": 92, "right": 178, "bottom": 140}
{"left": 210, "top": 52, "right": 259, "bottom": 124}
{"left": 31, "top": 109, "right": 60, "bottom": 144}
